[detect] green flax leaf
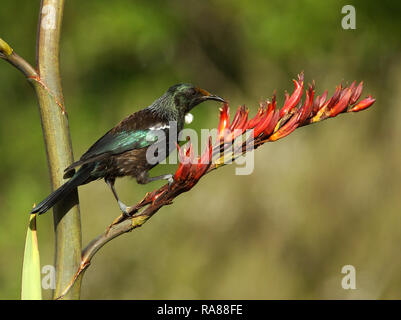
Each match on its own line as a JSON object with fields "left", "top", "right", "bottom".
{"left": 21, "top": 213, "right": 42, "bottom": 300}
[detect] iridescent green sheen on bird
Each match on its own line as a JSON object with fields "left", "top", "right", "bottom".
{"left": 32, "top": 84, "right": 225, "bottom": 215}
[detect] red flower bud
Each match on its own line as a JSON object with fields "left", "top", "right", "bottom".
{"left": 279, "top": 73, "right": 304, "bottom": 117}
{"left": 349, "top": 96, "right": 375, "bottom": 112}
{"left": 329, "top": 88, "right": 352, "bottom": 117}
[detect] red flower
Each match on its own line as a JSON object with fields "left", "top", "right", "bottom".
{"left": 280, "top": 73, "right": 304, "bottom": 117}
{"left": 174, "top": 137, "right": 213, "bottom": 185}
{"left": 143, "top": 73, "right": 375, "bottom": 204}
{"left": 213, "top": 74, "right": 374, "bottom": 146}
{"left": 349, "top": 96, "right": 376, "bottom": 112}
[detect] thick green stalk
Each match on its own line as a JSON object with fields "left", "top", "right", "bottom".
{"left": 1, "top": 0, "right": 82, "bottom": 299}
{"left": 35, "top": 0, "right": 82, "bottom": 299}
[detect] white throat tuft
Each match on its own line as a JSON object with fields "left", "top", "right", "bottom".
{"left": 185, "top": 113, "right": 194, "bottom": 124}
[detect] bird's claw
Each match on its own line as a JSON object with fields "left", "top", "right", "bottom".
{"left": 118, "top": 201, "right": 131, "bottom": 217}
{"left": 167, "top": 175, "right": 174, "bottom": 190}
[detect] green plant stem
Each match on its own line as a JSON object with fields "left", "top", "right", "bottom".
{"left": 1, "top": 1, "right": 82, "bottom": 298}
{"left": 35, "top": 0, "right": 82, "bottom": 299}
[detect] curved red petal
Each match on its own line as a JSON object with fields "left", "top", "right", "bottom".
{"left": 350, "top": 81, "right": 363, "bottom": 105}
{"left": 253, "top": 102, "right": 275, "bottom": 137}
{"left": 218, "top": 104, "right": 230, "bottom": 138}
{"left": 269, "top": 111, "right": 302, "bottom": 141}
{"left": 280, "top": 74, "right": 304, "bottom": 117}
{"left": 349, "top": 96, "right": 375, "bottom": 112}
{"left": 330, "top": 88, "right": 352, "bottom": 117}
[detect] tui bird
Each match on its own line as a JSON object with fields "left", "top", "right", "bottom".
{"left": 31, "top": 84, "right": 225, "bottom": 215}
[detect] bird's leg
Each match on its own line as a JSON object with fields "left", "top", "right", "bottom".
{"left": 105, "top": 178, "right": 130, "bottom": 216}
{"left": 136, "top": 172, "right": 175, "bottom": 192}
{"left": 137, "top": 171, "right": 174, "bottom": 186}
{"left": 147, "top": 174, "right": 174, "bottom": 186}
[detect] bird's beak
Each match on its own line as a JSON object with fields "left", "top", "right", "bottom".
{"left": 203, "top": 94, "right": 226, "bottom": 103}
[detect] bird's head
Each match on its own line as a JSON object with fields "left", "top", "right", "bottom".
{"left": 169, "top": 83, "right": 225, "bottom": 114}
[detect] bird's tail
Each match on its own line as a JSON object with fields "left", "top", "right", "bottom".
{"left": 31, "top": 165, "right": 92, "bottom": 215}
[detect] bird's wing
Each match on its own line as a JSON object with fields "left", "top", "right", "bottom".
{"left": 64, "top": 124, "right": 168, "bottom": 174}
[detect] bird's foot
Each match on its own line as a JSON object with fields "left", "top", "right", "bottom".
{"left": 166, "top": 174, "right": 174, "bottom": 185}
{"left": 118, "top": 200, "right": 131, "bottom": 217}
{"left": 165, "top": 174, "right": 174, "bottom": 191}
{"left": 147, "top": 173, "right": 174, "bottom": 189}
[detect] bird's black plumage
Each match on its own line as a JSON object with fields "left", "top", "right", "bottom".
{"left": 32, "top": 84, "right": 225, "bottom": 215}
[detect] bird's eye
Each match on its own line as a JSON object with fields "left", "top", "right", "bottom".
{"left": 188, "top": 88, "right": 196, "bottom": 96}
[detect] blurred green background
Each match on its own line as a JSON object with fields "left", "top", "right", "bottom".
{"left": 0, "top": 0, "right": 400, "bottom": 299}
